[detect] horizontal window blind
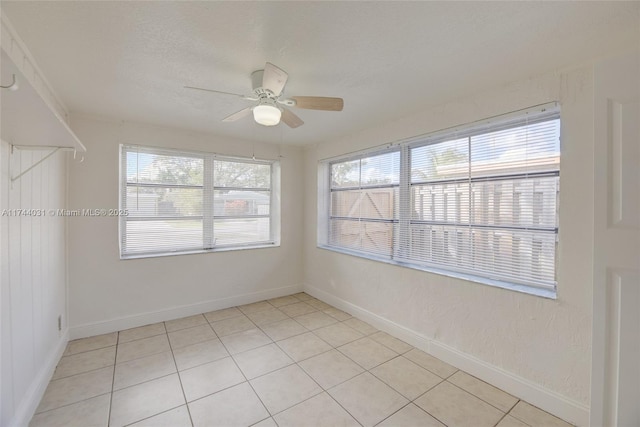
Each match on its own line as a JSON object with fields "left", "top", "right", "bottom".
{"left": 120, "top": 145, "right": 277, "bottom": 258}
{"left": 321, "top": 104, "right": 560, "bottom": 292}
{"left": 328, "top": 150, "right": 400, "bottom": 258}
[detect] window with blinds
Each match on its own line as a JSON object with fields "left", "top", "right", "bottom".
{"left": 328, "top": 150, "right": 400, "bottom": 258}
{"left": 319, "top": 104, "right": 560, "bottom": 294}
{"left": 120, "top": 145, "right": 279, "bottom": 258}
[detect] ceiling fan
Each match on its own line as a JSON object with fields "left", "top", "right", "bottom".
{"left": 185, "top": 62, "right": 344, "bottom": 128}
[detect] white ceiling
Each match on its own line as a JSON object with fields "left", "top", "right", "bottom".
{"left": 2, "top": 1, "right": 638, "bottom": 145}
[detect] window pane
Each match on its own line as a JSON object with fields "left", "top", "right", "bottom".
{"left": 126, "top": 151, "right": 203, "bottom": 186}
{"left": 470, "top": 177, "right": 557, "bottom": 228}
{"left": 126, "top": 186, "right": 202, "bottom": 218}
{"left": 331, "top": 159, "right": 360, "bottom": 188}
{"left": 470, "top": 119, "right": 560, "bottom": 178}
{"left": 329, "top": 219, "right": 394, "bottom": 257}
{"left": 361, "top": 152, "right": 400, "bottom": 186}
{"left": 213, "top": 218, "right": 270, "bottom": 246}
{"left": 411, "top": 182, "right": 469, "bottom": 223}
{"left": 214, "top": 160, "right": 270, "bottom": 188}
{"left": 213, "top": 190, "right": 270, "bottom": 216}
{"left": 411, "top": 138, "right": 469, "bottom": 183}
{"left": 124, "top": 219, "right": 203, "bottom": 254}
{"left": 331, "top": 188, "right": 398, "bottom": 220}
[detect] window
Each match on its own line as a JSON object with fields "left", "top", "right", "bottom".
{"left": 319, "top": 103, "right": 560, "bottom": 295}
{"left": 120, "top": 145, "right": 279, "bottom": 258}
{"left": 328, "top": 150, "right": 400, "bottom": 258}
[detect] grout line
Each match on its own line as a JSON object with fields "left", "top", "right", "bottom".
{"left": 31, "top": 392, "right": 113, "bottom": 417}
{"left": 106, "top": 332, "right": 119, "bottom": 427}
{"left": 165, "top": 325, "right": 195, "bottom": 427}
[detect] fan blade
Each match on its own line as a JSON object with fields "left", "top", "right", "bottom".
{"left": 281, "top": 108, "right": 304, "bottom": 128}
{"left": 262, "top": 62, "right": 288, "bottom": 96}
{"left": 222, "top": 107, "right": 252, "bottom": 122}
{"left": 184, "top": 86, "right": 246, "bottom": 98}
{"left": 291, "top": 96, "right": 344, "bottom": 111}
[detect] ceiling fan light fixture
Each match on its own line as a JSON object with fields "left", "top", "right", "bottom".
{"left": 253, "top": 103, "right": 281, "bottom": 126}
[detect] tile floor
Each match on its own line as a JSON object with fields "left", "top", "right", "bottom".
{"left": 30, "top": 293, "right": 574, "bottom": 427}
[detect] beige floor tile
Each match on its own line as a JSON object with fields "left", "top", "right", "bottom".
{"left": 118, "top": 322, "right": 166, "bottom": 343}
{"left": 496, "top": 415, "right": 531, "bottom": 427}
{"left": 116, "top": 334, "right": 171, "bottom": 364}
{"left": 29, "top": 393, "right": 110, "bottom": 427}
{"left": 342, "top": 318, "right": 378, "bottom": 335}
{"left": 203, "top": 306, "right": 243, "bottom": 323}
{"left": 63, "top": 333, "right": 117, "bottom": 356}
{"left": 250, "top": 364, "right": 322, "bottom": 415}
{"left": 179, "top": 357, "right": 245, "bottom": 402}
{"left": 128, "top": 405, "right": 192, "bottom": 427}
{"left": 328, "top": 372, "right": 408, "bottom": 427}
{"left": 260, "top": 318, "right": 308, "bottom": 341}
{"left": 313, "top": 322, "right": 363, "bottom": 347}
{"left": 233, "top": 343, "right": 293, "bottom": 379}
{"left": 369, "top": 331, "right": 413, "bottom": 354}
{"left": 415, "top": 381, "right": 504, "bottom": 427}
{"left": 298, "top": 349, "right": 364, "bottom": 389}
{"left": 323, "top": 307, "right": 352, "bottom": 321}
{"left": 449, "top": 371, "right": 518, "bottom": 412}
{"left": 404, "top": 348, "right": 457, "bottom": 378}
{"left": 172, "top": 338, "right": 229, "bottom": 371}
{"left": 274, "top": 392, "right": 360, "bottom": 427}
{"left": 211, "top": 315, "right": 256, "bottom": 337}
{"left": 305, "top": 299, "right": 333, "bottom": 310}
{"left": 279, "top": 302, "right": 317, "bottom": 317}
{"left": 338, "top": 337, "right": 397, "bottom": 370}
{"left": 252, "top": 417, "right": 278, "bottom": 427}
{"left": 371, "top": 356, "right": 442, "bottom": 400}
{"left": 246, "top": 307, "right": 289, "bottom": 326}
{"left": 52, "top": 346, "right": 115, "bottom": 380}
{"left": 189, "top": 382, "right": 269, "bottom": 427}
{"left": 276, "top": 332, "right": 332, "bottom": 362}
{"left": 113, "top": 351, "right": 176, "bottom": 390}
{"left": 109, "top": 374, "right": 185, "bottom": 427}
{"left": 165, "top": 314, "right": 207, "bottom": 332}
{"left": 509, "top": 401, "right": 573, "bottom": 427}
{"left": 36, "top": 366, "right": 113, "bottom": 413}
{"left": 168, "top": 324, "right": 217, "bottom": 349}
{"left": 239, "top": 301, "right": 275, "bottom": 315}
{"left": 294, "top": 311, "right": 338, "bottom": 330}
{"left": 268, "top": 295, "right": 301, "bottom": 307}
{"left": 377, "top": 403, "right": 444, "bottom": 427}
{"left": 220, "top": 328, "right": 272, "bottom": 354}
{"left": 292, "top": 292, "right": 313, "bottom": 301}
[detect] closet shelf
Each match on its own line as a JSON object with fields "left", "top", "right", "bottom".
{"left": 1, "top": 49, "right": 86, "bottom": 152}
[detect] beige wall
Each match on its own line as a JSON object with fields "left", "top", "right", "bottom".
{"left": 67, "top": 116, "right": 304, "bottom": 338}
{"left": 303, "top": 64, "right": 595, "bottom": 418}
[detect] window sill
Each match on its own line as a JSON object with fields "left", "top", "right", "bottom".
{"left": 121, "top": 242, "right": 280, "bottom": 260}
{"left": 317, "top": 244, "right": 557, "bottom": 300}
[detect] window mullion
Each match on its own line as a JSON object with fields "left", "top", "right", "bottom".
{"left": 204, "top": 156, "right": 214, "bottom": 249}
{"left": 397, "top": 144, "right": 411, "bottom": 260}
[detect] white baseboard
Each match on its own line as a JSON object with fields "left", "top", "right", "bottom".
{"left": 304, "top": 284, "right": 590, "bottom": 427}
{"left": 70, "top": 284, "right": 303, "bottom": 340}
{"left": 9, "top": 328, "right": 69, "bottom": 427}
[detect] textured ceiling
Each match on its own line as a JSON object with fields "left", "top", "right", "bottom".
{"left": 2, "top": 1, "right": 638, "bottom": 145}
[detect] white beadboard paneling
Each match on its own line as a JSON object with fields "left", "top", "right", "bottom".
{"left": 0, "top": 141, "right": 68, "bottom": 427}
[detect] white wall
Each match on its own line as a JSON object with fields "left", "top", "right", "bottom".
{"left": 303, "top": 63, "right": 598, "bottom": 425}
{"left": 0, "top": 142, "right": 68, "bottom": 426}
{"left": 67, "top": 116, "right": 304, "bottom": 338}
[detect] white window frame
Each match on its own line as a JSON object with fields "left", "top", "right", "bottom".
{"left": 119, "top": 144, "right": 281, "bottom": 259}
{"left": 318, "top": 103, "right": 560, "bottom": 298}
